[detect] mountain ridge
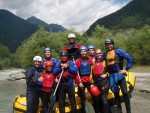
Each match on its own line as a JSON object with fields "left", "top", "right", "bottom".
{"left": 86, "top": 0, "right": 150, "bottom": 35}
{"left": 0, "top": 10, "right": 66, "bottom": 52}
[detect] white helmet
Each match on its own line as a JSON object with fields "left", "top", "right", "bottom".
{"left": 68, "top": 33, "right": 76, "bottom": 38}
{"left": 33, "top": 56, "right": 42, "bottom": 62}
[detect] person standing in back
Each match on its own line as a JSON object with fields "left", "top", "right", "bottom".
{"left": 40, "top": 47, "right": 58, "bottom": 69}
{"left": 63, "top": 33, "right": 82, "bottom": 60}
{"left": 88, "top": 45, "right": 96, "bottom": 59}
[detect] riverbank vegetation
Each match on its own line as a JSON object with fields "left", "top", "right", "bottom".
{"left": 0, "top": 25, "right": 150, "bottom": 69}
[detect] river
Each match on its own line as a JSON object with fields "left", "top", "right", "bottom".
{"left": 0, "top": 69, "right": 150, "bottom": 113}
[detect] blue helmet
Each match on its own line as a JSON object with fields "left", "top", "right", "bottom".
{"left": 79, "top": 46, "right": 88, "bottom": 51}
{"left": 44, "top": 48, "right": 51, "bottom": 52}
{"left": 88, "top": 45, "right": 95, "bottom": 50}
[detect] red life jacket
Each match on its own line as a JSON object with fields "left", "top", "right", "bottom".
{"left": 93, "top": 61, "right": 104, "bottom": 76}
{"left": 63, "top": 43, "right": 81, "bottom": 50}
{"left": 42, "top": 71, "right": 55, "bottom": 93}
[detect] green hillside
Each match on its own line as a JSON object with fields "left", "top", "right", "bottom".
{"left": 86, "top": 0, "right": 150, "bottom": 35}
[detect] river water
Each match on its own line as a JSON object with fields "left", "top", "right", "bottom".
{"left": 0, "top": 80, "right": 26, "bottom": 113}
{"left": 0, "top": 69, "right": 26, "bottom": 113}
{"left": 0, "top": 69, "right": 150, "bottom": 113}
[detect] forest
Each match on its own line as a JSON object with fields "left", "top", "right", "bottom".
{"left": 0, "top": 25, "right": 150, "bottom": 69}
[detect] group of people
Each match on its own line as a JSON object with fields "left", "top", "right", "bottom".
{"left": 26, "top": 33, "right": 133, "bottom": 113}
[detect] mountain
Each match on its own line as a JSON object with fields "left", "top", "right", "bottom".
{"left": 0, "top": 9, "right": 38, "bottom": 52}
{"left": 86, "top": 0, "right": 150, "bottom": 35}
{"left": 27, "top": 16, "right": 67, "bottom": 32}
{"left": 0, "top": 10, "right": 67, "bottom": 53}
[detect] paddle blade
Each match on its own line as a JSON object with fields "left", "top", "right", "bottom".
{"left": 85, "top": 101, "right": 95, "bottom": 113}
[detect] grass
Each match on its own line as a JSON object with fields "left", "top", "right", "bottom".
{"left": 130, "top": 65, "right": 150, "bottom": 73}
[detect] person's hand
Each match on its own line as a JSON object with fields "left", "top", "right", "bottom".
{"left": 38, "top": 76, "right": 43, "bottom": 82}
{"left": 119, "top": 69, "right": 127, "bottom": 74}
{"left": 79, "top": 82, "right": 84, "bottom": 88}
{"left": 101, "top": 74, "right": 107, "bottom": 78}
{"left": 55, "top": 78, "right": 58, "bottom": 82}
{"left": 61, "top": 64, "right": 69, "bottom": 69}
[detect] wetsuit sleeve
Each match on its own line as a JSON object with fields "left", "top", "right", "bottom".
{"left": 53, "top": 58, "right": 59, "bottom": 66}
{"left": 116, "top": 48, "right": 133, "bottom": 70}
{"left": 52, "top": 62, "right": 62, "bottom": 76}
{"left": 26, "top": 67, "right": 41, "bottom": 86}
{"left": 68, "top": 61, "right": 78, "bottom": 74}
{"left": 39, "top": 59, "right": 45, "bottom": 69}
{"left": 75, "top": 59, "right": 80, "bottom": 69}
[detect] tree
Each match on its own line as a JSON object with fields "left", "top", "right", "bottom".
{"left": 125, "top": 25, "right": 150, "bottom": 65}
{"left": 88, "top": 25, "right": 113, "bottom": 51}
{"left": 0, "top": 44, "right": 9, "bottom": 58}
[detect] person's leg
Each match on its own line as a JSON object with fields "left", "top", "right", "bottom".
{"left": 58, "top": 85, "right": 66, "bottom": 113}
{"left": 100, "top": 93, "right": 110, "bottom": 113}
{"left": 99, "top": 78, "right": 110, "bottom": 113}
{"left": 114, "top": 92, "right": 122, "bottom": 113}
{"left": 119, "top": 78, "right": 131, "bottom": 113}
{"left": 26, "top": 90, "right": 39, "bottom": 113}
{"left": 78, "top": 86, "right": 86, "bottom": 113}
{"left": 40, "top": 92, "right": 49, "bottom": 113}
{"left": 49, "top": 92, "right": 55, "bottom": 113}
{"left": 67, "top": 83, "right": 76, "bottom": 113}
{"left": 92, "top": 95, "right": 101, "bottom": 113}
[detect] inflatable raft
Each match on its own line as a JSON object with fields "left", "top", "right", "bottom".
{"left": 13, "top": 72, "right": 136, "bottom": 113}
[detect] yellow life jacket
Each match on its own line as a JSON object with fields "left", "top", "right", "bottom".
{"left": 106, "top": 50, "right": 116, "bottom": 66}
{"left": 106, "top": 49, "right": 123, "bottom": 67}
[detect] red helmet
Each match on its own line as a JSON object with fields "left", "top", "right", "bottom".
{"left": 90, "top": 85, "right": 100, "bottom": 96}
{"left": 45, "top": 61, "right": 54, "bottom": 67}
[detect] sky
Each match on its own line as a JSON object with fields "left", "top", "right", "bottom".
{"left": 0, "top": 0, "right": 131, "bottom": 32}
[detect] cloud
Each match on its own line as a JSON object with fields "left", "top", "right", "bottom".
{"left": 0, "top": 0, "right": 131, "bottom": 32}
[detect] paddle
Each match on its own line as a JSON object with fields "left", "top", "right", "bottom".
{"left": 47, "top": 70, "right": 64, "bottom": 113}
{"left": 72, "top": 58, "right": 95, "bottom": 113}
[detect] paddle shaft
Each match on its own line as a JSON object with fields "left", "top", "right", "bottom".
{"left": 47, "top": 70, "right": 64, "bottom": 113}
{"left": 53, "top": 69, "right": 64, "bottom": 95}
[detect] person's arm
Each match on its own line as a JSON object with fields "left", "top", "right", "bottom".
{"left": 117, "top": 48, "right": 133, "bottom": 70}
{"left": 53, "top": 58, "right": 59, "bottom": 66}
{"left": 52, "top": 62, "right": 62, "bottom": 76}
{"left": 101, "top": 60, "right": 108, "bottom": 78}
{"left": 68, "top": 61, "right": 78, "bottom": 74}
{"left": 26, "top": 67, "right": 41, "bottom": 86}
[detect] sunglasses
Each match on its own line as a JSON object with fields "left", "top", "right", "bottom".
{"left": 96, "top": 53, "right": 102, "bottom": 54}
